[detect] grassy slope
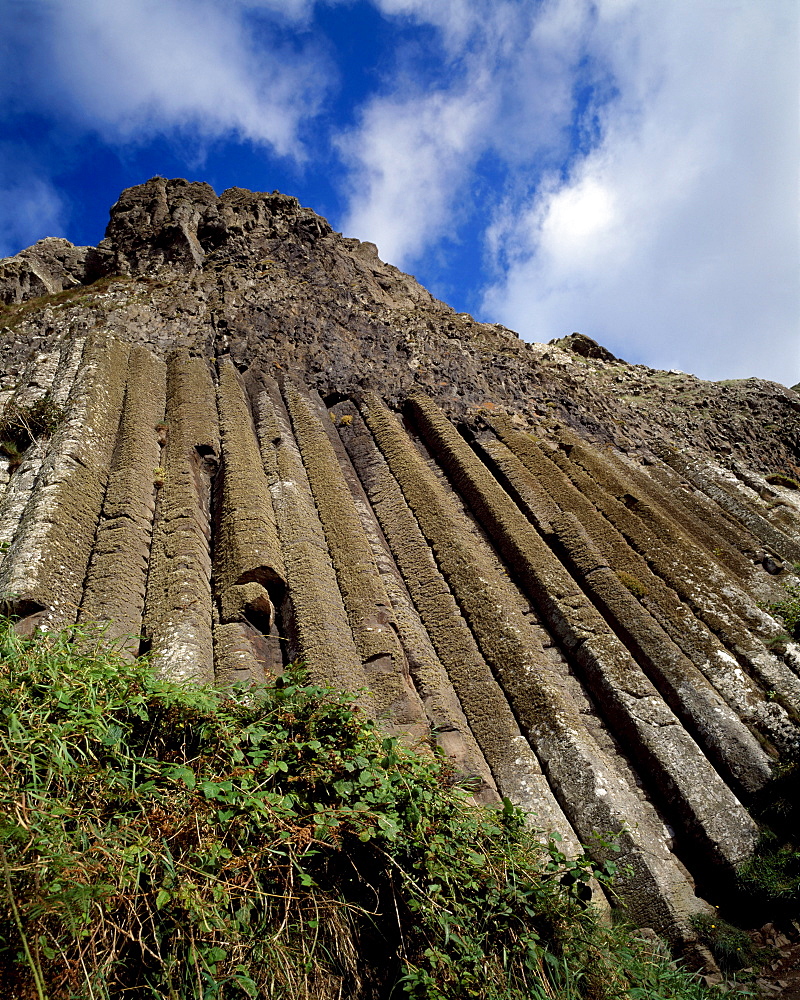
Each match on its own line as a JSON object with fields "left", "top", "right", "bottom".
{"left": 0, "top": 621, "right": 717, "bottom": 999}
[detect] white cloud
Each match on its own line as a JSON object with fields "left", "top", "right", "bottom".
{"left": 340, "top": 0, "right": 797, "bottom": 382}
{"left": 338, "top": 86, "right": 492, "bottom": 264}
{"left": 337, "top": 0, "right": 591, "bottom": 267}
{"left": 369, "top": 0, "right": 498, "bottom": 53}
{"left": 1, "top": 0, "right": 795, "bottom": 382}
{"left": 11, "top": 0, "right": 331, "bottom": 158}
{"left": 0, "top": 160, "right": 66, "bottom": 260}
{"left": 482, "top": 1, "right": 800, "bottom": 383}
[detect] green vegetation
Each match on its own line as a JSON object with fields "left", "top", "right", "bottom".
{"left": 690, "top": 914, "right": 756, "bottom": 974}
{"left": 0, "top": 275, "right": 132, "bottom": 332}
{"left": 616, "top": 571, "right": 649, "bottom": 600}
{"left": 737, "top": 758, "right": 800, "bottom": 925}
{"left": 0, "top": 394, "right": 64, "bottom": 468}
{"left": 764, "top": 581, "right": 800, "bottom": 643}
{"left": 739, "top": 572, "right": 800, "bottom": 921}
{"left": 0, "top": 621, "right": 716, "bottom": 999}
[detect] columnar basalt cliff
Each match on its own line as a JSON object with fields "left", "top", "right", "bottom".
{"left": 1, "top": 177, "right": 800, "bottom": 951}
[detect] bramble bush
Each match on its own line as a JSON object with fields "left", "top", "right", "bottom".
{"left": 0, "top": 621, "right": 714, "bottom": 999}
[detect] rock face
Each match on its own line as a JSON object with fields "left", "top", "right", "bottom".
{"left": 1, "top": 176, "right": 799, "bottom": 949}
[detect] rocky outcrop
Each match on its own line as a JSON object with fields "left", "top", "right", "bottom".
{"left": 0, "top": 178, "right": 799, "bottom": 951}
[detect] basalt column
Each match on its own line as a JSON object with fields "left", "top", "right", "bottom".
{"left": 0, "top": 337, "right": 87, "bottom": 559}
{"left": 212, "top": 358, "right": 286, "bottom": 684}
{"left": 0, "top": 332, "right": 129, "bottom": 630}
{"left": 79, "top": 346, "right": 166, "bottom": 653}
{"left": 249, "top": 374, "right": 369, "bottom": 700}
{"left": 483, "top": 416, "right": 800, "bottom": 759}
{"left": 330, "top": 398, "right": 500, "bottom": 802}
{"left": 357, "top": 390, "right": 709, "bottom": 942}
{"left": 549, "top": 434, "right": 800, "bottom": 714}
{"left": 336, "top": 398, "right": 581, "bottom": 833}
{"left": 406, "top": 393, "right": 759, "bottom": 875}
{"left": 282, "top": 380, "right": 429, "bottom": 742}
{"left": 142, "top": 350, "right": 220, "bottom": 683}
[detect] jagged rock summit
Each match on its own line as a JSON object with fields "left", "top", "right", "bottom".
{"left": 1, "top": 176, "right": 800, "bottom": 954}
{"left": 2, "top": 177, "right": 798, "bottom": 469}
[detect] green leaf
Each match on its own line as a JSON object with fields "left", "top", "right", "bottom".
{"left": 166, "top": 765, "right": 196, "bottom": 789}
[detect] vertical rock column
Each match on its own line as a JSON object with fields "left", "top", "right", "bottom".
{"left": 475, "top": 424, "right": 773, "bottom": 796}
{"left": 564, "top": 434, "right": 782, "bottom": 638}
{"left": 550, "top": 436, "right": 800, "bottom": 713}
{"left": 606, "top": 452, "right": 769, "bottom": 592}
{"left": 338, "top": 400, "right": 577, "bottom": 829}
{"left": 249, "top": 375, "right": 368, "bottom": 699}
{"left": 212, "top": 358, "right": 286, "bottom": 684}
{"left": 483, "top": 418, "right": 799, "bottom": 758}
{"left": 357, "top": 391, "right": 709, "bottom": 941}
{"left": 0, "top": 342, "right": 81, "bottom": 501}
{"left": 0, "top": 337, "right": 87, "bottom": 567}
{"left": 142, "top": 350, "right": 219, "bottom": 683}
{"left": 0, "top": 333, "right": 130, "bottom": 630}
{"left": 79, "top": 346, "right": 167, "bottom": 653}
{"left": 658, "top": 447, "right": 800, "bottom": 567}
{"left": 547, "top": 511, "right": 773, "bottom": 798}
{"left": 330, "top": 399, "right": 499, "bottom": 802}
{"left": 282, "top": 381, "right": 429, "bottom": 741}
{"left": 407, "top": 393, "right": 758, "bottom": 874}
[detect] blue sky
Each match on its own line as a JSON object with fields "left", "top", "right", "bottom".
{"left": 1, "top": 0, "right": 798, "bottom": 385}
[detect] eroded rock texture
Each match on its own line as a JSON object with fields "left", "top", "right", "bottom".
{"left": 1, "top": 177, "right": 800, "bottom": 948}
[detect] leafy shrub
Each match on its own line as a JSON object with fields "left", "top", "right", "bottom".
{"left": 737, "top": 837, "right": 800, "bottom": 922}
{"left": 0, "top": 621, "right": 714, "bottom": 999}
{"left": 738, "top": 760, "right": 800, "bottom": 923}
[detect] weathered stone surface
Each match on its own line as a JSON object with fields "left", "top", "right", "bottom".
{"left": 610, "top": 451, "right": 773, "bottom": 596}
{"left": 0, "top": 336, "right": 84, "bottom": 538}
{"left": 337, "top": 401, "right": 555, "bottom": 814}
{"left": 79, "top": 346, "right": 166, "bottom": 653}
{"left": 212, "top": 357, "right": 286, "bottom": 681}
{"left": 554, "top": 435, "right": 800, "bottom": 715}
{"left": 142, "top": 350, "right": 219, "bottom": 682}
{"left": 328, "top": 399, "right": 499, "bottom": 799}
{"left": 548, "top": 511, "right": 773, "bottom": 798}
{"left": 1, "top": 178, "right": 799, "bottom": 953}
{"left": 0, "top": 238, "right": 105, "bottom": 305}
{"left": 250, "top": 374, "right": 368, "bottom": 699}
{"left": 358, "top": 391, "right": 709, "bottom": 938}
{"left": 485, "top": 417, "right": 800, "bottom": 756}
{"left": 408, "top": 393, "right": 759, "bottom": 873}
{"left": 0, "top": 332, "right": 129, "bottom": 629}
{"left": 283, "top": 381, "right": 428, "bottom": 740}
{"left": 2, "top": 177, "right": 797, "bottom": 472}
{"left": 659, "top": 447, "right": 800, "bottom": 567}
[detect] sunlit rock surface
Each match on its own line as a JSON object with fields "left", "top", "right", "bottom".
{"left": 1, "top": 176, "right": 799, "bottom": 947}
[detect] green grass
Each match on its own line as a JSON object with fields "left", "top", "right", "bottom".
{"left": 0, "top": 621, "right": 716, "bottom": 999}
{"left": 0, "top": 274, "right": 132, "bottom": 331}
{"left": 736, "top": 759, "right": 800, "bottom": 925}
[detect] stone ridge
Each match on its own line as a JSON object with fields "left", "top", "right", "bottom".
{"left": 0, "top": 176, "right": 798, "bottom": 472}
{"left": 0, "top": 179, "right": 799, "bottom": 956}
